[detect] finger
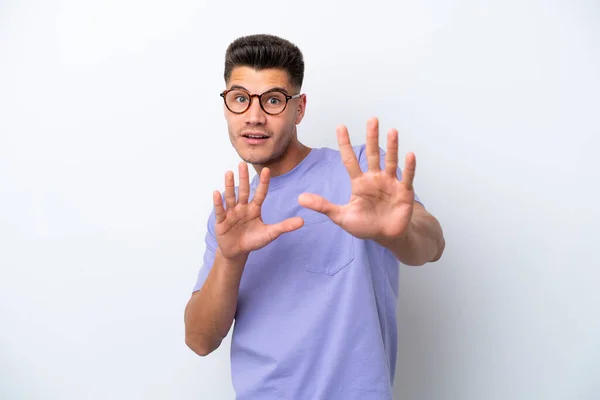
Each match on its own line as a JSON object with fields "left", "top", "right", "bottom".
{"left": 366, "top": 117, "right": 380, "bottom": 171}
{"left": 336, "top": 125, "right": 362, "bottom": 179}
{"left": 213, "top": 190, "right": 226, "bottom": 223}
{"left": 252, "top": 167, "right": 270, "bottom": 207}
{"left": 385, "top": 128, "right": 399, "bottom": 177}
{"left": 401, "top": 152, "right": 417, "bottom": 191}
{"left": 238, "top": 162, "right": 250, "bottom": 204}
{"left": 297, "top": 193, "right": 342, "bottom": 224}
{"left": 266, "top": 216, "right": 304, "bottom": 241}
{"left": 224, "top": 170, "right": 236, "bottom": 209}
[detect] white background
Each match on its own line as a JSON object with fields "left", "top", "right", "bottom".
{"left": 1, "top": 0, "right": 599, "bottom": 399}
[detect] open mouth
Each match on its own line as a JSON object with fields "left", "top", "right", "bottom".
{"left": 242, "top": 133, "right": 270, "bottom": 145}
{"left": 243, "top": 134, "right": 270, "bottom": 139}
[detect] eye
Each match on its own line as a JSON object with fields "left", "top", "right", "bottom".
{"left": 235, "top": 96, "right": 248, "bottom": 103}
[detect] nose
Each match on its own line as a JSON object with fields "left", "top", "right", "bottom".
{"left": 244, "top": 96, "right": 267, "bottom": 125}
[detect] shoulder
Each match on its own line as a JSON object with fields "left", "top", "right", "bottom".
{"left": 306, "top": 144, "right": 371, "bottom": 178}
{"left": 322, "top": 143, "right": 373, "bottom": 170}
{"left": 316, "top": 144, "right": 367, "bottom": 162}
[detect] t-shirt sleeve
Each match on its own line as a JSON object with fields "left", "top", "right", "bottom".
{"left": 192, "top": 208, "right": 218, "bottom": 293}
{"left": 354, "top": 143, "right": 424, "bottom": 207}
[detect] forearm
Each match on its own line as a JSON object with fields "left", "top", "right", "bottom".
{"left": 184, "top": 249, "right": 247, "bottom": 356}
{"left": 378, "top": 210, "right": 445, "bottom": 266}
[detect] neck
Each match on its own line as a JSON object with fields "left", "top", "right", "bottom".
{"left": 253, "top": 139, "right": 311, "bottom": 178}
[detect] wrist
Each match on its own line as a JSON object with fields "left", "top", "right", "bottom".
{"left": 375, "top": 221, "right": 415, "bottom": 250}
{"left": 216, "top": 247, "right": 249, "bottom": 269}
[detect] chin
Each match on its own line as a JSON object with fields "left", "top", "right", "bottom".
{"left": 231, "top": 132, "right": 293, "bottom": 166}
{"left": 236, "top": 149, "right": 272, "bottom": 165}
{"left": 238, "top": 146, "right": 287, "bottom": 166}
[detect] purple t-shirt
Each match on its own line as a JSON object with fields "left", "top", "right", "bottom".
{"left": 193, "top": 144, "right": 422, "bottom": 400}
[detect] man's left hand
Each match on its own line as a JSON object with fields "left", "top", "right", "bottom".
{"left": 298, "top": 117, "right": 416, "bottom": 242}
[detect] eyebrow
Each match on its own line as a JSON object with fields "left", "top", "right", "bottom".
{"left": 228, "top": 85, "right": 290, "bottom": 95}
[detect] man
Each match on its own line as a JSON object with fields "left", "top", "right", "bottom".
{"left": 184, "top": 34, "right": 445, "bottom": 399}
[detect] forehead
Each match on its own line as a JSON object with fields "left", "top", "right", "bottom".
{"left": 227, "top": 66, "right": 293, "bottom": 93}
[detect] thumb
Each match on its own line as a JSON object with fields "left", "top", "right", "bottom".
{"left": 298, "top": 193, "right": 341, "bottom": 224}
{"left": 265, "top": 216, "right": 304, "bottom": 241}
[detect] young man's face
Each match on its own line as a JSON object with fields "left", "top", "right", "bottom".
{"left": 223, "top": 66, "right": 306, "bottom": 166}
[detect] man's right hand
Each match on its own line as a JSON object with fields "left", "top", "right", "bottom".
{"left": 213, "top": 162, "right": 304, "bottom": 261}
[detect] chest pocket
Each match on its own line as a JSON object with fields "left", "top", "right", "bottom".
{"left": 295, "top": 209, "right": 355, "bottom": 276}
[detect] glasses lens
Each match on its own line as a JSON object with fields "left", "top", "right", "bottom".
{"left": 225, "top": 90, "right": 250, "bottom": 113}
{"left": 260, "top": 91, "right": 287, "bottom": 114}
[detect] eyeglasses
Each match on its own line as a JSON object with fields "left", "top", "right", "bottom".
{"left": 220, "top": 88, "right": 302, "bottom": 115}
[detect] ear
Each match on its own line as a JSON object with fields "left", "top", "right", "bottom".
{"left": 295, "top": 94, "right": 307, "bottom": 125}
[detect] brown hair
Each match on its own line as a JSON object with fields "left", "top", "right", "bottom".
{"left": 224, "top": 34, "right": 305, "bottom": 90}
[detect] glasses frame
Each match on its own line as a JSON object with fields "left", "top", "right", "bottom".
{"left": 220, "top": 88, "right": 302, "bottom": 116}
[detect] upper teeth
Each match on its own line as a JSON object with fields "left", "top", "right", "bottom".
{"left": 247, "top": 135, "right": 265, "bottom": 138}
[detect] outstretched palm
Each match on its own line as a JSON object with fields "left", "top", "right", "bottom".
{"left": 213, "top": 163, "right": 303, "bottom": 260}
{"left": 298, "top": 117, "right": 416, "bottom": 242}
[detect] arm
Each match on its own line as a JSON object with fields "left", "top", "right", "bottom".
{"left": 184, "top": 250, "right": 247, "bottom": 356}
{"left": 297, "top": 118, "right": 445, "bottom": 266}
{"left": 184, "top": 163, "right": 303, "bottom": 357}
{"left": 376, "top": 202, "right": 445, "bottom": 266}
